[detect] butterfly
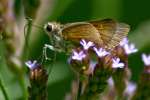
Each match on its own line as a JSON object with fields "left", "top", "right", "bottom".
{"left": 44, "top": 19, "right": 130, "bottom": 53}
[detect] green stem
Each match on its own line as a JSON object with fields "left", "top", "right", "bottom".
{"left": 19, "top": 75, "right": 28, "bottom": 100}
{"left": 77, "top": 81, "right": 82, "bottom": 100}
{"left": 0, "top": 77, "right": 9, "bottom": 100}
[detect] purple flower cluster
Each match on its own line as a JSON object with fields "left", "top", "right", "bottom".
{"left": 70, "top": 39, "right": 127, "bottom": 75}
{"left": 119, "top": 38, "right": 150, "bottom": 71}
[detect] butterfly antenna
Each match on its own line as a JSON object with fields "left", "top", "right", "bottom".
{"left": 24, "top": 17, "right": 46, "bottom": 58}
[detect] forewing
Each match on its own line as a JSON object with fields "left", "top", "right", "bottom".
{"left": 90, "top": 19, "right": 130, "bottom": 50}
{"left": 62, "top": 22, "right": 103, "bottom": 45}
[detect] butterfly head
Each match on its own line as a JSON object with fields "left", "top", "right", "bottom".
{"left": 44, "top": 22, "right": 62, "bottom": 37}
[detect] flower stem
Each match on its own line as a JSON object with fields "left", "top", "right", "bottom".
{"left": 28, "top": 65, "right": 48, "bottom": 100}
{"left": 0, "top": 77, "right": 9, "bottom": 100}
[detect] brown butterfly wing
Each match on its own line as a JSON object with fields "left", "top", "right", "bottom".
{"left": 90, "top": 19, "right": 130, "bottom": 50}
{"left": 62, "top": 22, "right": 103, "bottom": 45}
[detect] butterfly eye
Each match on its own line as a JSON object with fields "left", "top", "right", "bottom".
{"left": 45, "top": 23, "right": 53, "bottom": 32}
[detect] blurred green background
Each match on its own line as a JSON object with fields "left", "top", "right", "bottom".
{"left": 0, "top": 0, "right": 150, "bottom": 100}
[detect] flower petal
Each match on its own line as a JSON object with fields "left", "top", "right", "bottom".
{"left": 80, "top": 39, "right": 94, "bottom": 50}
{"left": 124, "top": 82, "right": 136, "bottom": 96}
{"left": 25, "top": 60, "right": 38, "bottom": 70}
{"left": 93, "top": 47, "right": 109, "bottom": 57}
{"left": 112, "top": 58, "right": 124, "bottom": 68}
{"left": 72, "top": 50, "right": 86, "bottom": 61}
{"left": 120, "top": 37, "right": 129, "bottom": 46}
{"left": 124, "top": 43, "right": 138, "bottom": 55}
{"left": 142, "top": 53, "right": 150, "bottom": 66}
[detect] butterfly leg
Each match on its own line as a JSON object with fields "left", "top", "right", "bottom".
{"left": 42, "top": 44, "right": 51, "bottom": 61}
{"left": 42, "top": 44, "right": 63, "bottom": 60}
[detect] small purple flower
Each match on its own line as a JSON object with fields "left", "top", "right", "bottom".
{"left": 120, "top": 37, "right": 129, "bottom": 46}
{"left": 25, "top": 60, "right": 38, "bottom": 70}
{"left": 93, "top": 47, "right": 110, "bottom": 57}
{"left": 120, "top": 38, "right": 138, "bottom": 55}
{"left": 80, "top": 39, "right": 94, "bottom": 50}
{"left": 107, "top": 77, "right": 114, "bottom": 87}
{"left": 124, "top": 82, "right": 136, "bottom": 95}
{"left": 112, "top": 58, "right": 124, "bottom": 68}
{"left": 72, "top": 50, "right": 86, "bottom": 61}
{"left": 124, "top": 43, "right": 138, "bottom": 55}
{"left": 142, "top": 53, "right": 150, "bottom": 66}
